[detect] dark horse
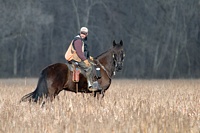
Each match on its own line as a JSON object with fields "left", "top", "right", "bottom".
{"left": 20, "top": 40, "right": 125, "bottom": 102}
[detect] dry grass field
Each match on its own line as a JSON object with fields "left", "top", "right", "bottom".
{"left": 0, "top": 78, "right": 199, "bottom": 133}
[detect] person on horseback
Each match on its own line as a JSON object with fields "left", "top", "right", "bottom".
{"left": 65, "top": 27, "right": 98, "bottom": 91}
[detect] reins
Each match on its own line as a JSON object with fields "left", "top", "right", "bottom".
{"left": 91, "top": 59, "right": 114, "bottom": 79}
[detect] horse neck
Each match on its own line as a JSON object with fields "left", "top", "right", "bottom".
{"left": 97, "top": 49, "right": 115, "bottom": 77}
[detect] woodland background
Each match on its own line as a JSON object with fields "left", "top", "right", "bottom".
{"left": 0, "top": 0, "right": 200, "bottom": 78}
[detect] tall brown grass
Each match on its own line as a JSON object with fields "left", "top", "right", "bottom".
{"left": 0, "top": 78, "right": 199, "bottom": 133}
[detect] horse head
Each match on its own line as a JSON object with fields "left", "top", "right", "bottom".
{"left": 112, "top": 40, "right": 125, "bottom": 71}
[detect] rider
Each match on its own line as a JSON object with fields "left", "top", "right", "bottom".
{"left": 65, "top": 27, "right": 97, "bottom": 91}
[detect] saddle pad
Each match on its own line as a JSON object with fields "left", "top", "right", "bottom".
{"left": 65, "top": 62, "right": 85, "bottom": 75}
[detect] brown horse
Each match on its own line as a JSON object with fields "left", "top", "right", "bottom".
{"left": 20, "top": 40, "right": 125, "bottom": 102}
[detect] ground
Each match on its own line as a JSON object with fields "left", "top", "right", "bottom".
{"left": 0, "top": 78, "right": 199, "bottom": 133}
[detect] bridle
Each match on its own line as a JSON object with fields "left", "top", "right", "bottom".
{"left": 93, "top": 52, "right": 125, "bottom": 79}
{"left": 112, "top": 52, "right": 125, "bottom": 70}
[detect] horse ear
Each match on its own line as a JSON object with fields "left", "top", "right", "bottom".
{"left": 120, "top": 40, "right": 123, "bottom": 46}
{"left": 113, "top": 40, "right": 116, "bottom": 47}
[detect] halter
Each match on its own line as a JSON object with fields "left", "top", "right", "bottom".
{"left": 112, "top": 54, "right": 118, "bottom": 71}
{"left": 112, "top": 52, "right": 125, "bottom": 70}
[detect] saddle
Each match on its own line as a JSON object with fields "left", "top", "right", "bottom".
{"left": 65, "top": 61, "right": 83, "bottom": 82}
{"left": 65, "top": 60, "right": 101, "bottom": 83}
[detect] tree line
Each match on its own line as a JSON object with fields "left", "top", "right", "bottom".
{"left": 0, "top": 0, "right": 200, "bottom": 78}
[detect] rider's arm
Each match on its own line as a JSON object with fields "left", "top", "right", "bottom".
{"left": 74, "top": 39, "right": 87, "bottom": 61}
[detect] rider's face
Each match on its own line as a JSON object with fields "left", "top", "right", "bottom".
{"left": 80, "top": 32, "right": 88, "bottom": 39}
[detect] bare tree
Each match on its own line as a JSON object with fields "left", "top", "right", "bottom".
{"left": 0, "top": 0, "right": 200, "bottom": 78}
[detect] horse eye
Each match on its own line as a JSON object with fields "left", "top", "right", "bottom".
{"left": 121, "top": 53, "right": 125, "bottom": 61}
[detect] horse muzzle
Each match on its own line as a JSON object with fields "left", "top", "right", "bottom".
{"left": 116, "top": 62, "right": 123, "bottom": 71}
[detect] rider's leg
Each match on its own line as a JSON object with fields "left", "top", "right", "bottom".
{"left": 78, "top": 61, "right": 93, "bottom": 88}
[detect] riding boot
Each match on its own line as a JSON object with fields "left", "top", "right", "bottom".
{"left": 87, "top": 79, "right": 92, "bottom": 88}
{"left": 84, "top": 67, "right": 95, "bottom": 91}
{"left": 86, "top": 75, "right": 98, "bottom": 91}
{"left": 87, "top": 79, "right": 101, "bottom": 91}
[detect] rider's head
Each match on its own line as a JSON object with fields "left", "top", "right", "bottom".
{"left": 80, "top": 27, "right": 88, "bottom": 39}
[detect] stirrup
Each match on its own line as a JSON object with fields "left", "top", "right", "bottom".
{"left": 88, "top": 86, "right": 98, "bottom": 91}
{"left": 88, "top": 81, "right": 102, "bottom": 91}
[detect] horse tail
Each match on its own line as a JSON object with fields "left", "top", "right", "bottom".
{"left": 20, "top": 91, "right": 35, "bottom": 102}
{"left": 20, "top": 70, "right": 49, "bottom": 103}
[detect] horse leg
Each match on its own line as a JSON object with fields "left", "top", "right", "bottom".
{"left": 81, "top": 92, "right": 85, "bottom": 98}
{"left": 101, "top": 90, "right": 105, "bottom": 98}
{"left": 99, "top": 85, "right": 110, "bottom": 98}
{"left": 47, "top": 85, "right": 60, "bottom": 102}
{"left": 90, "top": 91, "right": 95, "bottom": 97}
{"left": 75, "top": 83, "right": 78, "bottom": 93}
{"left": 95, "top": 91, "right": 101, "bottom": 100}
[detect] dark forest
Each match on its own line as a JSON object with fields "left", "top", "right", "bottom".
{"left": 0, "top": 0, "right": 200, "bottom": 78}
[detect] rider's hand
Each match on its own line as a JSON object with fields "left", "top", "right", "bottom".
{"left": 84, "top": 59, "right": 91, "bottom": 67}
{"left": 89, "top": 56, "right": 94, "bottom": 61}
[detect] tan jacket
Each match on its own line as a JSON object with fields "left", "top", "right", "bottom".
{"left": 65, "top": 36, "right": 84, "bottom": 62}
